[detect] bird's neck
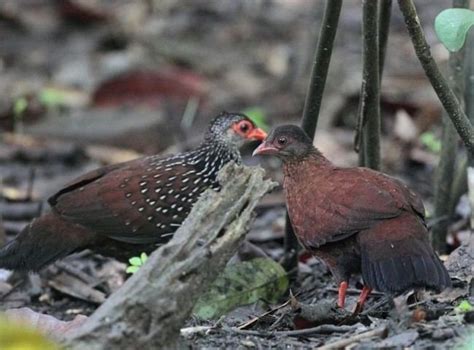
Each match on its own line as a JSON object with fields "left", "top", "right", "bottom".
{"left": 178, "top": 139, "right": 241, "bottom": 184}
{"left": 283, "top": 150, "right": 333, "bottom": 179}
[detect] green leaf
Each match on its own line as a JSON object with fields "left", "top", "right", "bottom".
{"left": 242, "top": 107, "right": 269, "bottom": 131}
{"left": 128, "top": 257, "right": 143, "bottom": 266}
{"left": 420, "top": 131, "right": 442, "bottom": 153}
{"left": 455, "top": 300, "right": 473, "bottom": 313}
{"left": 435, "top": 8, "right": 474, "bottom": 52}
{"left": 140, "top": 252, "right": 148, "bottom": 263}
{"left": 126, "top": 265, "right": 140, "bottom": 274}
{"left": 13, "top": 97, "right": 28, "bottom": 118}
{"left": 193, "top": 258, "right": 288, "bottom": 320}
{"left": 38, "top": 87, "right": 68, "bottom": 108}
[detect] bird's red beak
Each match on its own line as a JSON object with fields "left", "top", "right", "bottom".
{"left": 252, "top": 141, "right": 278, "bottom": 156}
{"left": 246, "top": 128, "right": 267, "bottom": 141}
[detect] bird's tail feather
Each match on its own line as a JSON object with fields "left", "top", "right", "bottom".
{"left": 359, "top": 213, "right": 451, "bottom": 294}
{"left": 0, "top": 213, "right": 96, "bottom": 271}
{"left": 361, "top": 253, "right": 451, "bottom": 293}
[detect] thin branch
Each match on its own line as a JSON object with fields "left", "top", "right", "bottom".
{"left": 358, "top": 0, "right": 381, "bottom": 170}
{"left": 378, "top": 0, "right": 392, "bottom": 78}
{"left": 284, "top": 0, "right": 342, "bottom": 273}
{"left": 449, "top": 155, "right": 467, "bottom": 217}
{"left": 225, "top": 324, "right": 358, "bottom": 337}
{"left": 466, "top": 16, "right": 474, "bottom": 166}
{"left": 300, "top": 0, "right": 343, "bottom": 136}
{"left": 432, "top": 0, "right": 468, "bottom": 253}
{"left": 317, "top": 326, "right": 388, "bottom": 350}
{"left": 355, "top": 0, "right": 389, "bottom": 161}
{"left": 397, "top": 0, "right": 474, "bottom": 156}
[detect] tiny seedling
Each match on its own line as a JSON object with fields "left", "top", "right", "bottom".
{"left": 455, "top": 300, "right": 473, "bottom": 313}
{"left": 420, "top": 131, "right": 442, "bottom": 154}
{"left": 38, "top": 87, "right": 68, "bottom": 109}
{"left": 126, "top": 252, "right": 148, "bottom": 274}
{"left": 13, "top": 97, "right": 28, "bottom": 134}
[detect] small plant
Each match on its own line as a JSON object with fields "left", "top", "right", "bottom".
{"left": 420, "top": 131, "right": 442, "bottom": 154}
{"left": 38, "top": 87, "right": 69, "bottom": 109}
{"left": 13, "top": 96, "right": 28, "bottom": 133}
{"left": 455, "top": 300, "right": 473, "bottom": 313}
{"left": 126, "top": 252, "right": 148, "bottom": 274}
{"left": 435, "top": 8, "right": 474, "bottom": 52}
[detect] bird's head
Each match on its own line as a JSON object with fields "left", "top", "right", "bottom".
{"left": 253, "top": 125, "right": 314, "bottom": 161}
{"left": 207, "top": 112, "right": 267, "bottom": 148}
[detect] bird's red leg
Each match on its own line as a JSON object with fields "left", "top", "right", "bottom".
{"left": 337, "top": 281, "right": 348, "bottom": 308}
{"left": 353, "top": 286, "right": 372, "bottom": 314}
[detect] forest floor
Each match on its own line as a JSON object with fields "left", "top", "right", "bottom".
{"left": 1, "top": 0, "right": 473, "bottom": 348}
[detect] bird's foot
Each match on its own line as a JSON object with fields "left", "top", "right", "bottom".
{"left": 352, "top": 286, "right": 372, "bottom": 315}
{"left": 337, "top": 281, "right": 348, "bottom": 308}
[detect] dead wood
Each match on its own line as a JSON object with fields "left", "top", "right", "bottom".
{"left": 63, "top": 164, "right": 276, "bottom": 350}
{"left": 317, "top": 325, "right": 388, "bottom": 350}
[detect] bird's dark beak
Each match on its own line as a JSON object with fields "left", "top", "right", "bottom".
{"left": 252, "top": 141, "right": 278, "bottom": 156}
{"left": 247, "top": 128, "right": 267, "bottom": 141}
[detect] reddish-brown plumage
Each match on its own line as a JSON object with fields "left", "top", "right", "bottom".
{"left": 254, "top": 125, "right": 451, "bottom": 310}
{"left": 0, "top": 112, "right": 267, "bottom": 271}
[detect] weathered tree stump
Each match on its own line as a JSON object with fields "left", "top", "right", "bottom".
{"left": 63, "top": 164, "right": 276, "bottom": 349}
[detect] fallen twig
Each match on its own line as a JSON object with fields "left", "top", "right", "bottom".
{"left": 317, "top": 325, "right": 388, "bottom": 349}
{"left": 238, "top": 299, "right": 292, "bottom": 330}
{"left": 227, "top": 324, "right": 359, "bottom": 337}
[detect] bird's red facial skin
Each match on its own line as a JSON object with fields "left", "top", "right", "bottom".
{"left": 232, "top": 120, "right": 267, "bottom": 141}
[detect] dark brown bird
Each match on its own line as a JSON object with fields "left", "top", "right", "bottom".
{"left": 0, "top": 112, "right": 267, "bottom": 271}
{"left": 253, "top": 125, "right": 450, "bottom": 310}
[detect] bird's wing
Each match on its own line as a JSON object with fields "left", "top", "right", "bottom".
{"left": 358, "top": 212, "right": 451, "bottom": 293}
{"left": 48, "top": 156, "right": 201, "bottom": 244}
{"left": 294, "top": 167, "right": 425, "bottom": 248}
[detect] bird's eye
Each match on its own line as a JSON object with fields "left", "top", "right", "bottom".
{"left": 239, "top": 122, "right": 250, "bottom": 133}
{"left": 277, "top": 137, "right": 287, "bottom": 145}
